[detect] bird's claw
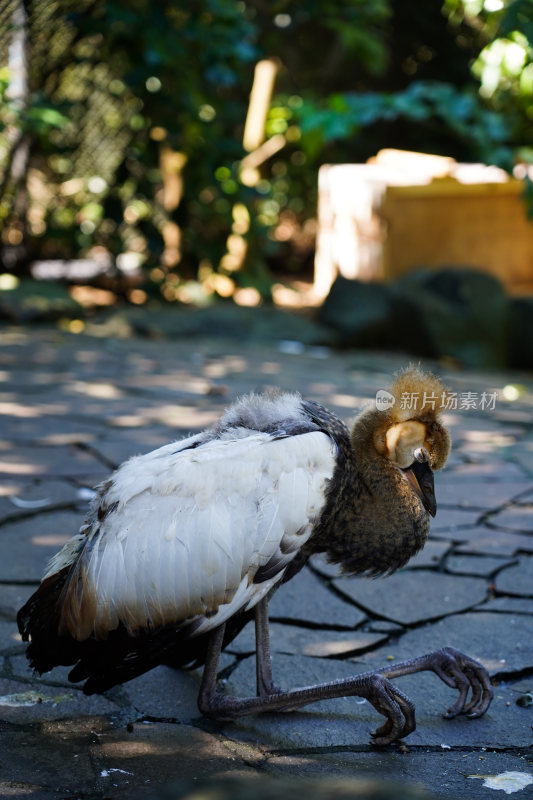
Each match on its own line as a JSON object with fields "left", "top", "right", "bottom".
{"left": 364, "top": 673, "right": 416, "bottom": 746}
{"left": 428, "top": 645, "right": 493, "bottom": 719}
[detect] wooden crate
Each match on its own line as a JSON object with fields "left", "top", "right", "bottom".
{"left": 314, "top": 151, "right": 533, "bottom": 297}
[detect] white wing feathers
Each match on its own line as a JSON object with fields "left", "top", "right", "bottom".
{"left": 58, "top": 430, "right": 336, "bottom": 641}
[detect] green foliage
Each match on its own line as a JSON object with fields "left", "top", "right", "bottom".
{"left": 297, "top": 81, "right": 514, "bottom": 168}
{"left": 1, "top": 0, "right": 532, "bottom": 294}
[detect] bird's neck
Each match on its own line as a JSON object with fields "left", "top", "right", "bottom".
{"left": 308, "top": 419, "right": 430, "bottom": 576}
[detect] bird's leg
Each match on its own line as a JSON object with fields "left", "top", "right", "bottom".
{"left": 197, "top": 628, "right": 493, "bottom": 745}
{"left": 198, "top": 623, "right": 415, "bottom": 744}
{"left": 254, "top": 598, "right": 281, "bottom": 697}
{"left": 374, "top": 645, "right": 494, "bottom": 720}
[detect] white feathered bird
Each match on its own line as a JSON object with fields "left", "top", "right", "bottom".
{"left": 18, "top": 367, "right": 492, "bottom": 744}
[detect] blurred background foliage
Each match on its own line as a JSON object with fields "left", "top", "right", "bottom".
{"left": 1, "top": 0, "right": 532, "bottom": 307}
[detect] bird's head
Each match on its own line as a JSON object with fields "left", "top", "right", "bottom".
{"left": 351, "top": 366, "right": 451, "bottom": 518}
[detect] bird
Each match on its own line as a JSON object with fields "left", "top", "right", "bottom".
{"left": 17, "top": 366, "right": 493, "bottom": 745}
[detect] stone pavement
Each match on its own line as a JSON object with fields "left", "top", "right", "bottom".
{"left": 1, "top": 322, "right": 533, "bottom": 799}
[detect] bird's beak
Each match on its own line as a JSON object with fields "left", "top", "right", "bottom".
{"left": 403, "top": 460, "right": 437, "bottom": 517}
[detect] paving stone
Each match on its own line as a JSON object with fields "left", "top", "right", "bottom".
{"left": 478, "top": 596, "right": 533, "bottom": 614}
{"left": 89, "top": 426, "right": 183, "bottom": 469}
{"left": 332, "top": 572, "right": 487, "bottom": 626}
{"left": 0, "top": 509, "right": 86, "bottom": 581}
{"left": 308, "top": 554, "right": 345, "bottom": 579}
{"left": 0, "top": 677, "right": 120, "bottom": 723}
{"left": 445, "top": 555, "right": 516, "bottom": 577}
{"left": 0, "top": 619, "right": 24, "bottom": 649}
{"left": 455, "top": 528, "right": 533, "bottom": 556}
{"left": 489, "top": 505, "right": 533, "bottom": 532}
{"left": 8, "top": 653, "right": 76, "bottom": 687}
{"left": 268, "top": 567, "right": 366, "bottom": 628}
{"left": 6, "top": 414, "right": 105, "bottom": 444}
{"left": 121, "top": 665, "right": 203, "bottom": 722}
{"left": 0, "top": 443, "right": 108, "bottom": 479}
{"left": 445, "top": 461, "right": 529, "bottom": 480}
{"left": 222, "top": 653, "right": 532, "bottom": 749}
{"left": 366, "top": 620, "right": 404, "bottom": 633}
{"left": 495, "top": 557, "right": 533, "bottom": 597}
{"left": 437, "top": 479, "right": 533, "bottom": 510}
{"left": 261, "top": 750, "right": 533, "bottom": 800}
{"left": 404, "top": 540, "right": 450, "bottom": 569}
{"left": 228, "top": 622, "right": 387, "bottom": 659}
{"left": 0, "top": 583, "right": 37, "bottom": 620}
{"left": 428, "top": 526, "right": 484, "bottom": 543}
{"left": 360, "top": 612, "right": 533, "bottom": 677}
{"left": 0, "top": 478, "right": 85, "bottom": 523}
{"left": 430, "top": 509, "right": 485, "bottom": 532}
{"left": 89, "top": 721, "right": 258, "bottom": 797}
{"left": 514, "top": 444, "right": 533, "bottom": 477}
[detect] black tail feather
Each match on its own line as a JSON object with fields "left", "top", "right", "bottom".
{"left": 17, "top": 570, "right": 255, "bottom": 695}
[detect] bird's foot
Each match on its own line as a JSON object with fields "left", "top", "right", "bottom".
{"left": 364, "top": 673, "right": 416, "bottom": 746}
{"left": 426, "top": 645, "right": 494, "bottom": 719}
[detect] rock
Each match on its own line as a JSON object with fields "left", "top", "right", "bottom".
{"left": 507, "top": 297, "right": 533, "bottom": 369}
{"left": 319, "top": 268, "right": 510, "bottom": 368}
{"left": 395, "top": 267, "right": 509, "bottom": 368}
{"left": 319, "top": 277, "right": 390, "bottom": 346}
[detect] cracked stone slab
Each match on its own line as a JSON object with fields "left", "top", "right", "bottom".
{"left": 268, "top": 567, "right": 366, "bottom": 628}
{"left": 455, "top": 529, "right": 533, "bottom": 556}
{"left": 0, "top": 677, "right": 120, "bottom": 723}
{"left": 478, "top": 596, "right": 533, "bottom": 614}
{"left": 444, "top": 460, "right": 529, "bottom": 480}
{"left": 0, "top": 478, "right": 86, "bottom": 523}
{"left": 222, "top": 652, "right": 532, "bottom": 749}
{"left": 430, "top": 509, "right": 482, "bottom": 532}
{"left": 0, "top": 619, "right": 24, "bottom": 650}
{"left": 6, "top": 414, "right": 105, "bottom": 445}
{"left": 445, "top": 555, "right": 516, "bottom": 577}
{"left": 120, "top": 664, "right": 203, "bottom": 723}
{"left": 495, "top": 557, "right": 533, "bottom": 597}
{"left": 360, "top": 612, "right": 533, "bottom": 676}
{"left": 227, "top": 622, "right": 387, "bottom": 659}
{"left": 332, "top": 572, "right": 487, "bottom": 626}
{"left": 404, "top": 540, "right": 450, "bottom": 569}
{"left": 428, "top": 526, "right": 486, "bottom": 543}
{"left": 308, "top": 554, "right": 344, "bottom": 579}
{"left": 0, "top": 582, "right": 38, "bottom": 620}
{"left": 88, "top": 426, "right": 181, "bottom": 470}
{"left": 437, "top": 480, "right": 533, "bottom": 510}
{"left": 488, "top": 505, "right": 533, "bottom": 532}
{"left": 0, "top": 443, "right": 108, "bottom": 480}
{"left": 0, "top": 510, "right": 86, "bottom": 581}
{"left": 8, "top": 653, "right": 76, "bottom": 687}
